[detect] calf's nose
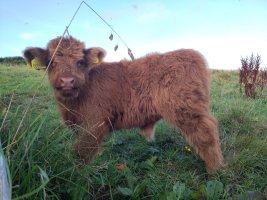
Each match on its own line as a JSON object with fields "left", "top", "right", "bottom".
{"left": 60, "top": 77, "right": 75, "bottom": 88}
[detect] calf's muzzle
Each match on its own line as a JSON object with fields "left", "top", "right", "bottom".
{"left": 59, "top": 77, "right": 75, "bottom": 90}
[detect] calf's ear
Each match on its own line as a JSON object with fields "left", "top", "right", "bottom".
{"left": 23, "top": 47, "right": 49, "bottom": 69}
{"left": 84, "top": 47, "right": 106, "bottom": 65}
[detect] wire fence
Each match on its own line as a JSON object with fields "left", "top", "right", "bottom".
{"left": 62, "top": 1, "right": 134, "bottom": 62}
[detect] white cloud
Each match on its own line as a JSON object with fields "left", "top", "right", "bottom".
{"left": 20, "top": 32, "right": 33, "bottom": 40}
{"left": 10, "top": 47, "right": 20, "bottom": 54}
{"left": 137, "top": 2, "right": 171, "bottom": 22}
{"left": 139, "top": 12, "right": 161, "bottom": 22}
{"left": 82, "top": 22, "right": 107, "bottom": 33}
{"left": 104, "top": 34, "right": 267, "bottom": 70}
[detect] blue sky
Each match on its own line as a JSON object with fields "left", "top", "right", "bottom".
{"left": 1, "top": 0, "right": 267, "bottom": 69}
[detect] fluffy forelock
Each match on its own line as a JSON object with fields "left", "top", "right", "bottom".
{"left": 47, "top": 36, "right": 85, "bottom": 58}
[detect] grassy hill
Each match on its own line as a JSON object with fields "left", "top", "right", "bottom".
{"left": 0, "top": 64, "right": 267, "bottom": 199}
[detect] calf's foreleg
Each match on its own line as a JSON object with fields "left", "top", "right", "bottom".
{"left": 72, "top": 122, "right": 109, "bottom": 163}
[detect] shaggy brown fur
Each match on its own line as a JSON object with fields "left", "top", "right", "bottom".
{"left": 23, "top": 36, "right": 223, "bottom": 174}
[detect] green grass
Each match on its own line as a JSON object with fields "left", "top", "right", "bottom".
{"left": 0, "top": 64, "right": 267, "bottom": 199}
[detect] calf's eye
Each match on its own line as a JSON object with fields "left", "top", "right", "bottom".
{"left": 77, "top": 60, "right": 87, "bottom": 68}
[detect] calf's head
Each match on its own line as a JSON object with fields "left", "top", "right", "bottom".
{"left": 23, "top": 36, "right": 106, "bottom": 102}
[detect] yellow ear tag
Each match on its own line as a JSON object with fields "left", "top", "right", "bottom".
{"left": 31, "top": 58, "right": 40, "bottom": 69}
{"left": 92, "top": 57, "right": 100, "bottom": 64}
{"left": 29, "top": 58, "right": 44, "bottom": 70}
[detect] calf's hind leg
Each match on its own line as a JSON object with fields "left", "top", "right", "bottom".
{"left": 165, "top": 110, "right": 223, "bottom": 174}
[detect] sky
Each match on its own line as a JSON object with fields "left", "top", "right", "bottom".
{"left": 1, "top": 0, "right": 267, "bottom": 70}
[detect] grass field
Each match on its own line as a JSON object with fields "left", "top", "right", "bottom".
{"left": 0, "top": 63, "right": 267, "bottom": 199}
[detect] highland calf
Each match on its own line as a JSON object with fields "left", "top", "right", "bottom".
{"left": 24, "top": 36, "right": 223, "bottom": 173}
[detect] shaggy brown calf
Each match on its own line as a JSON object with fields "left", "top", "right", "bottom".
{"left": 24, "top": 36, "right": 223, "bottom": 173}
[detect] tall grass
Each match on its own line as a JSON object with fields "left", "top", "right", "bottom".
{"left": 0, "top": 65, "right": 267, "bottom": 199}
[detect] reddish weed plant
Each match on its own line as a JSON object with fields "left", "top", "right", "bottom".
{"left": 239, "top": 53, "right": 267, "bottom": 98}
{"left": 257, "top": 68, "right": 267, "bottom": 96}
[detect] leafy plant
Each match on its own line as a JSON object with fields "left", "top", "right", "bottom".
{"left": 203, "top": 180, "right": 224, "bottom": 200}
{"left": 117, "top": 170, "right": 147, "bottom": 199}
{"left": 239, "top": 53, "right": 267, "bottom": 98}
